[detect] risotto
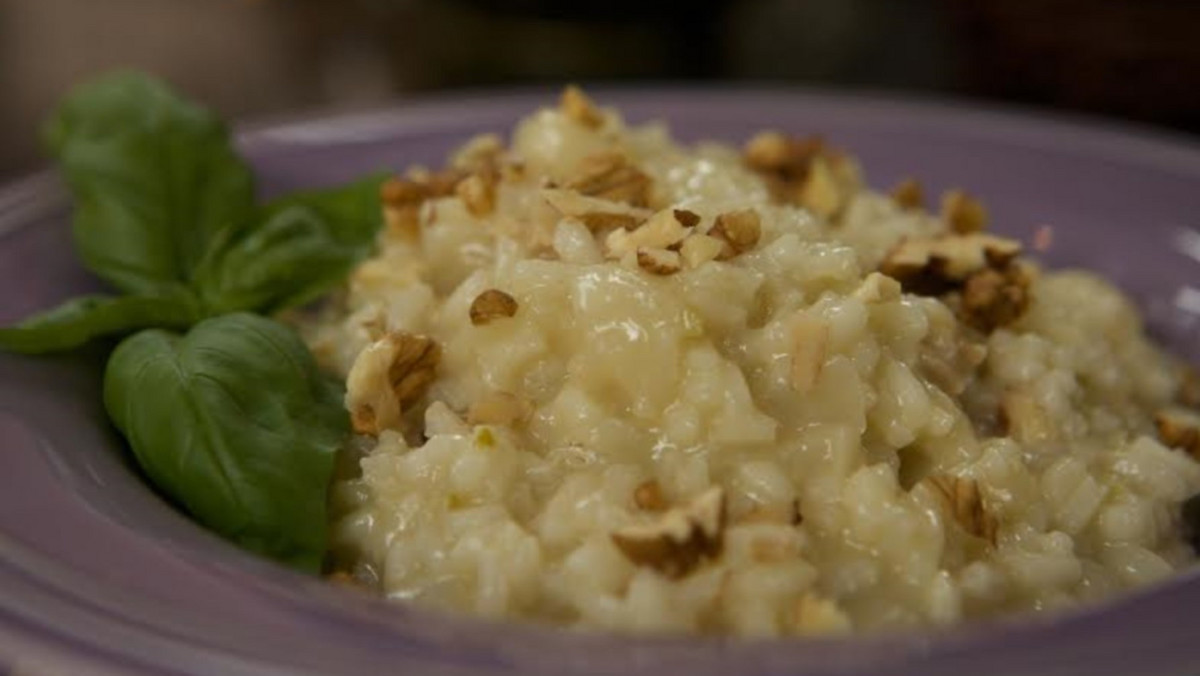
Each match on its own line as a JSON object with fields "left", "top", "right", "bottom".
{"left": 310, "top": 87, "right": 1200, "bottom": 636}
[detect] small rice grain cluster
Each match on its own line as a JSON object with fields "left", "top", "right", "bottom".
{"left": 308, "top": 88, "right": 1200, "bottom": 636}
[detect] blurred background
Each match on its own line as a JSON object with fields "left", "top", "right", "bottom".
{"left": 2, "top": 0, "right": 1199, "bottom": 179}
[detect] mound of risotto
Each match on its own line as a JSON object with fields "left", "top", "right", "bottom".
{"left": 310, "top": 87, "right": 1200, "bottom": 635}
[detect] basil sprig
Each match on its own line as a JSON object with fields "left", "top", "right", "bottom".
{"left": 0, "top": 72, "right": 385, "bottom": 571}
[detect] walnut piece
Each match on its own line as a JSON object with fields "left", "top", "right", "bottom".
{"left": 450, "top": 133, "right": 504, "bottom": 172}
{"left": 455, "top": 171, "right": 497, "bottom": 218}
{"left": 634, "top": 479, "right": 668, "bottom": 511}
{"left": 678, "top": 233, "right": 725, "bottom": 269}
{"left": 879, "top": 233, "right": 1022, "bottom": 296}
{"left": 565, "top": 151, "right": 651, "bottom": 207}
{"left": 924, "top": 474, "right": 998, "bottom": 545}
{"left": 797, "top": 157, "right": 843, "bottom": 219}
{"left": 467, "top": 391, "right": 533, "bottom": 427}
{"left": 941, "top": 189, "right": 988, "bottom": 234}
{"left": 890, "top": 178, "right": 924, "bottom": 210}
{"left": 637, "top": 247, "right": 682, "bottom": 275}
{"left": 1156, "top": 408, "right": 1200, "bottom": 459}
{"left": 542, "top": 188, "right": 651, "bottom": 233}
{"left": 673, "top": 209, "right": 701, "bottom": 228}
{"left": 560, "top": 85, "right": 604, "bottom": 129}
{"left": 611, "top": 486, "right": 726, "bottom": 578}
{"left": 1000, "top": 389, "right": 1056, "bottom": 444}
{"left": 790, "top": 311, "right": 830, "bottom": 394}
{"left": 380, "top": 170, "right": 467, "bottom": 239}
{"left": 346, "top": 332, "right": 440, "bottom": 435}
{"left": 709, "top": 209, "right": 762, "bottom": 260}
{"left": 605, "top": 208, "right": 690, "bottom": 258}
{"left": 960, "top": 264, "right": 1031, "bottom": 333}
{"left": 469, "top": 289, "right": 519, "bottom": 326}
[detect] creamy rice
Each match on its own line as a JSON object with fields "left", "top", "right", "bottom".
{"left": 310, "top": 88, "right": 1200, "bottom": 636}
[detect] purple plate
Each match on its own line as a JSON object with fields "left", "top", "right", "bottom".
{"left": 3, "top": 88, "right": 1200, "bottom": 676}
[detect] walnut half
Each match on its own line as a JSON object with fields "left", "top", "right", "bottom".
{"left": 611, "top": 486, "right": 726, "bottom": 578}
{"left": 1156, "top": 408, "right": 1200, "bottom": 459}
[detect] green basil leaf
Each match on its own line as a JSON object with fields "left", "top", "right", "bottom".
{"left": 0, "top": 292, "right": 201, "bottom": 354}
{"left": 193, "top": 175, "right": 385, "bottom": 315}
{"left": 103, "top": 314, "right": 346, "bottom": 572}
{"left": 45, "top": 71, "right": 254, "bottom": 294}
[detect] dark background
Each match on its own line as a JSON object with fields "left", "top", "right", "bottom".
{"left": 3, "top": 0, "right": 1198, "bottom": 178}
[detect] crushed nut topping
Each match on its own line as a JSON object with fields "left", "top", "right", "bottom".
{"left": 634, "top": 479, "right": 669, "bottom": 511}
{"left": 565, "top": 151, "right": 652, "bottom": 207}
{"left": 890, "top": 178, "right": 925, "bottom": 210}
{"left": 852, "top": 272, "right": 902, "bottom": 304}
{"left": 999, "top": 389, "right": 1056, "bottom": 444}
{"left": 709, "top": 209, "right": 762, "bottom": 259}
{"left": 790, "top": 311, "right": 830, "bottom": 394}
{"left": 959, "top": 263, "right": 1031, "bottom": 333}
{"left": 380, "top": 170, "right": 468, "bottom": 239}
{"left": 924, "top": 474, "right": 998, "bottom": 545}
{"left": 455, "top": 171, "right": 497, "bottom": 218}
{"left": 560, "top": 85, "right": 604, "bottom": 129}
{"left": 467, "top": 391, "right": 533, "bottom": 427}
{"left": 611, "top": 486, "right": 726, "bottom": 578}
{"left": 346, "top": 332, "right": 440, "bottom": 435}
{"left": 637, "top": 247, "right": 682, "bottom": 275}
{"left": 880, "top": 233, "right": 1022, "bottom": 295}
{"left": 1156, "top": 408, "right": 1200, "bottom": 459}
{"left": 450, "top": 133, "right": 504, "bottom": 172}
{"left": 743, "top": 132, "right": 851, "bottom": 217}
{"left": 941, "top": 189, "right": 989, "bottom": 234}
{"left": 673, "top": 209, "right": 701, "bottom": 228}
{"left": 605, "top": 208, "right": 690, "bottom": 258}
{"left": 797, "top": 157, "right": 843, "bottom": 219}
{"left": 469, "top": 289, "right": 519, "bottom": 326}
{"left": 678, "top": 233, "right": 725, "bottom": 269}
{"left": 542, "top": 188, "right": 651, "bottom": 233}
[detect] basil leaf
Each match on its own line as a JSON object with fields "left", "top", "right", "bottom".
{"left": 103, "top": 314, "right": 346, "bottom": 572}
{"left": 45, "top": 71, "right": 254, "bottom": 294}
{"left": 194, "top": 176, "right": 384, "bottom": 315}
{"left": 0, "top": 293, "right": 201, "bottom": 354}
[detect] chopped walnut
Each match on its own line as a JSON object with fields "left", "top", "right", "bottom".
{"left": 852, "top": 272, "right": 902, "bottom": 304}
{"left": 605, "top": 208, "right": 690, "bottom": 258}
{"left": 542, "top": 188, "right": 651, "bottom": 233}
{"left": 743, "top": 131, "right": 824, "bottom": 177}
{"left": 678, "top": 233, "right": 725, "bottom": 269}
{"left": 455, "top": 171, "right": 497, "bottom": 218}
{"left": 960, "top": 264, "right": 1032, "bottom": 333}
{"left": 610, "top": 486, "right": 726, "bottom": 578}
{"left": 1000, "top": 389, "right": 1056, "bottom": 443}
{"left": 451, "top": 133, "right": 505, "bottom": 172}
{"left": 380, "top": 170, "right": 467, "bottom": 239}
{"left": 673, "top": 209, "right": 701, "bottom": 228}
{"left": 560, "top": 85, "right": 604, "bottom": 128}
{"left": 924, "top": 474, "right": 998, "bottom": 545}
{"left": 467, "top": 391, "right": 533, "bottom": 427}
{"left": 469, "top": 289, "right": 519, "bottom": 326}
{"left": 709, "top": 209, "right": 762, "bottom": 260}
{"left": 346, "top": 332, "right": 440, "bottom": 435}
{"left": 637, "top": 247, "right": 682, "bottom": 275}
{"left": 941, "top": 189, "right": 989, "bottom": 234}
{"left": 634, "top": 479, "right": 669, "bottom": 511}
{"left": 879, "top": 233, "right": 1022, "bottom": 296}
{"left": 1156, "top": 408, "right": 1200, "bottom": 459}
{"left": 566, "top": 151, "right": 651, "bottom": 207}
{"left": 797, "top": 157, "right": 843, "bottom": 219}
{"left": 890, "top": 178, "right": 925, "bottom": 210}
{"left": 790, "top": 312, "right": 830, "bottom": 394}
{"left": 1177, "top": 367, "right": 1200, "bottom": 409}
